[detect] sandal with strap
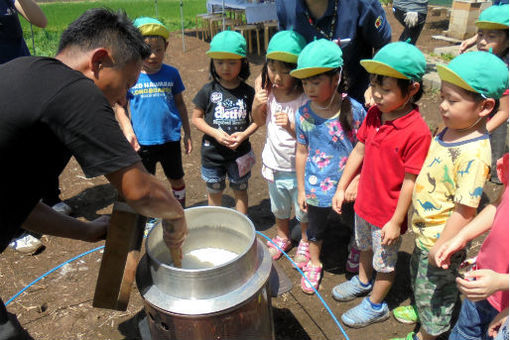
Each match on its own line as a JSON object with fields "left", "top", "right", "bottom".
{"left": 266, "top": 235, "right": 292, "bottom": 260}
{"left": 293, "top": 240, "right": 310, "bottom": 269}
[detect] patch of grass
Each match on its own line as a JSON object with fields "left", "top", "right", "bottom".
{"left": 20, "top": 0, "right": 206, "bottom": 57}
{"left": 429, "top": 52, "right": 455, "bottom": 62}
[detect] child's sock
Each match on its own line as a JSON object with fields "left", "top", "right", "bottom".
{"left": 359, "top": 278, "right": 371, "bottom": 287}
{"left": 368, "top": 298, "right": 383, "bottom": 310}
{"left": 172, "top": 185, "right": 186, "bottom": 208}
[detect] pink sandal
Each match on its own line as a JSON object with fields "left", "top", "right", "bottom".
{"left": 266, "top": 235, "right": 292, "bottom": 260}
{"left": 293, "top": 240, "right": 310, "bottom": 269}
{"left": 301, "top": 262, "right": 322, "bottom": 294}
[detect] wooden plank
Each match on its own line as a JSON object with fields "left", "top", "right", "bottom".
{"left": 93, "top": 201, "right": 146, "bottom": 311}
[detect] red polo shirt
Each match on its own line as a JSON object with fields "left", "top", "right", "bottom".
{"left": 354, "top": 105, "right": 431, "bottom": 231}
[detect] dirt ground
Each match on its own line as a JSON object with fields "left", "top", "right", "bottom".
{"left": 0, "top": 6, "right": 504, "bottom": 340}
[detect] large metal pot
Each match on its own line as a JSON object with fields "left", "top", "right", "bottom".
{"left": 136, "top": 206, "right": 274, "bottom": 340}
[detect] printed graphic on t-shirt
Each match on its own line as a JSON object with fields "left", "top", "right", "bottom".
{"left": 131, "top": 80, "right": 175, "bottom": 101}
{"left": 210, "top": 91, "right": 249, "bottom": 132}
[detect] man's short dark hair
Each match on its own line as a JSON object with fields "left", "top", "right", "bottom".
{"left": 57, "top": 8, "right": 151, "bottom": 66}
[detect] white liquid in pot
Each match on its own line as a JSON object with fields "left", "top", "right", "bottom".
{"left": 181, "top": 247, "right": 238, "bottom": 269}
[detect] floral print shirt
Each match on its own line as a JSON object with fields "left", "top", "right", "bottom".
{"left": 295, "top": 98, "right": 366, "bottom": 207}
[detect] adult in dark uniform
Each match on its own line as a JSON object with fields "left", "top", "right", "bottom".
{"left": 0, "top": 8, "right": 187, "bottom": 339}
{"left": 276, "top": 0, "right": 392, "bottom": 104}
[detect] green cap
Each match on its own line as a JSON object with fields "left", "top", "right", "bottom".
{"left": 360, "top": 41, "right": 426, "bottom": 81}
{"left": 207, "top": 31, "right": 246, "bottom": 59}
{"left": 133, "top": 17, "right": 169, "bottom": 40}
{"left": 437, "top": 51, "right": 509, "bottom": 99}
{"left": 290, "top": 39, "right": 343, "bottom": 79}
{"left": 266, "top": 30, "right": 307, "bottom": 64}
{"left": 476, "top": 4, "right": 509, "bottom": 30}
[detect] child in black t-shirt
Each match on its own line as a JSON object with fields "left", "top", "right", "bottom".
{"left": 191, "top": 31, "right": 257, "bottom": 214}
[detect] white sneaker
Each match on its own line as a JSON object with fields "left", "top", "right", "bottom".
{"left": 52, "top": 202, "right": 73, "bottom": 216}
{"left": 9, "top": 233, "right": 43, "bottom": 254}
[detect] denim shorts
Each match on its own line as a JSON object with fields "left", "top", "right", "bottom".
{"left": 354, "top": 214, "right": 401, "bottom": 273}
{"left": 449, "top": 299, "right": 499, "bottom": 340}
{"left": 267, "top": 171, "right": 308, "bottom": 223}
{"left": 201, "top": 162, "right": 250, "bottom": 193}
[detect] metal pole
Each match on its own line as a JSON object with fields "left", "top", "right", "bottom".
{"left": 30, "top": 23, "right": 35, "bottom": 55}
{"left": 180, "top": 0, "right": 185, "bottom": 52}
{"left": 222, "top": 0, "right": 225, "bottom": 30}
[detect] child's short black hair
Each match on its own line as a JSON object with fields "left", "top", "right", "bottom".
{"left": 58, "top": 8, "right": 151, "bottom": 66}
{"left": 209, "top": 58, "right": 250, "bottom": 83}
{"left": 370, "top": 74, "right": 424, "bottom": 103}
{"left": 143, "top": 35, "right": 167, "bottom": 44}
{"left": 261, "top": 59, "right": 302, "bottom": 91}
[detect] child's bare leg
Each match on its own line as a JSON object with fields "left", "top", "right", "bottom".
{"left": 358, "top": 249, "right": 373, "bottom": 284}
{"left": 233, "top": 189, "right": 248, "bottom": 215}
{"left": 309, "top": 240, "right": 323, "bottom": 267}
{"left": 300, "top": 222, "right": 309, "bottom": 242}
{"left": 369, "top": 271, "right": 395, "bottom": 304}
{"left": 208, "top": 191, "right": 223, "bottom": 206}
{"left": 275, "top": 218, "right": 290, "bottom": 239}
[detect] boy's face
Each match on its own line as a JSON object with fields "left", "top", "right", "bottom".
{"left": 439, "top": 82, "right": 486, "bottom": 130}
{"left": 477, "top": 29, "right": 509, "bottom": 56}
{"left": 369, "top": 76, "right": 408, "bottom": 114}
{"left": 302, "top": 73, "right": 339, "bottom": 107}
{"left": 143, "top": 37, "right": 168, "bottom": 74}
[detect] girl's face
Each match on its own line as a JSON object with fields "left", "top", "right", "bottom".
{"left": 267, "top": 60, "right": 295, "bottom": 91}
{"left": 213, "top": 59, "right": 242, "bottom": 82}
{"left": 302, "top": 73, "right": 339, "bottom": 107}
{"left": 369, "top": 76, "right": 410, "bottom": 114}
{"left": 477, "top": 29, "right": 509, "bottom": 56}
{"left": 143, "top": 37, "right": 167, "bottom": 74}
{"left": 439, "top": 82, "right": 487, "bottom": 130}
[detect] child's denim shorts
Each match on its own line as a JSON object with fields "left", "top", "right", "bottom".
{"left": 201, "top": 161, "right": 250, "bottom": 193}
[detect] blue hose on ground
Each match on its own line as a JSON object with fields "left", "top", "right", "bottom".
{"left": 256, "top": 231, "right": 350, "bottom": 340}
{"left": 5, "top": 245, "right": 105, "bottom": 306}
{"left": 5, "top": 231, "right": 350, "bottom": 340}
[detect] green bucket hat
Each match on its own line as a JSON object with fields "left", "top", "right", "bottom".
{"left": 207, "top": 31, "right": 247, "bottom": 59}
{"left": 360, "top": 41, "right": 426, "bottom": 81}
{"left": 266, "top": 30, "right": 307, "bottom": 64}
{"left": 133, "top": 17, "right": 169, "bottom": 40}
{"left": 476, "top": 4, "right": 509, "bottom": 30}
{"left": 290, "top": 39, "right": 343, "bottom": 79}
{"left": 437, "top": 51, "right": 509, "bottom": 99}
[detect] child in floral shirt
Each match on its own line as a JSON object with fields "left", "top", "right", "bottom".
{"left": 291, "top": 39, "right": 366, "bottom": 294}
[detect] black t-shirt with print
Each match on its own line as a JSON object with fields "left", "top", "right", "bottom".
{"left": 0, "top": 57, "right": 140, "bottom": 252}
{"left": 193, "top": 81, "right": 255, "bottom": 167}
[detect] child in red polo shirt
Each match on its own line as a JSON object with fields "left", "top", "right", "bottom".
{"left": 330, "top": 42, "right": 432, "bottom": 328}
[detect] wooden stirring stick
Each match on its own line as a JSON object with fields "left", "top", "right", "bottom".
{"left": 164, "top": 220, "right": 182, "bottom": 268}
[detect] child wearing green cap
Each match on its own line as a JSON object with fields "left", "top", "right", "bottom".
{"left": 115, "top": 17, "right": 191, "bottom": 229}
{"left": 392, "top": 51, "right": 508, "bottom": 340}
{"left": 331, "top": 41, "right": 432, "bottom": 328}
{"left": 290, "top": 38, "right": 367, "bottom": 294}
{"left": 251, "top": 30, "right": 310, "bottom": 266}
{"left": 475, "top": 4, "right": 509, "bottom": 184}
{"left": 191, "top": 31, "right": 257, "bottom": 214}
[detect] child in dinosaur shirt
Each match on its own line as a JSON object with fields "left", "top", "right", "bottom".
{"left": 399, "top": 51, "right": 508, "bottom": 340}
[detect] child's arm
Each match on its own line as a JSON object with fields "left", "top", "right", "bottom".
{"left": 381, "top": 172, "right": 417, "bottom": 246}
{"left": 230, "top": 122, "right": 258, "bottom": 150}
{"left": 296, "top": 142, "right": 308, "bottom": 213}
{"left": 489, "top": 308, "right": 509, "bottom": 338}
{"left": 429, "top": 203, "right": 477, "bottom": 264}
{"left": 114, "top": 104, "right": 140, "bottom": 151}
{"left": 435, "top": 201, "right": 499, "bottom": 269}
{"left": 332, "top": 142, "right": 365, "bottom": 214}
{"left": 252, "top": 75, "right": 268, "bottom": 127}
{"left": 191, "top": 107, "right": 234, "bottom": 147}
{"left": 486, "top": 94, "right": 509, "bottom": 133}
{"left": 174, "top": 93, "right": 192, "bottom": 154}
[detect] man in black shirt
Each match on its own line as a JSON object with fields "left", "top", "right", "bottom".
{"left": 0, "top": 8, "right": 187, "bottom": 339}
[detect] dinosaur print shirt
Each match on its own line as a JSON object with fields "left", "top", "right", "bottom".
{"left": 411, "top": 129, "right": 491, "bottom": 251}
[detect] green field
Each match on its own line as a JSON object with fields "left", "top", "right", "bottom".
{"left": 20, "top": 0, "right": 206, "bottom": 57}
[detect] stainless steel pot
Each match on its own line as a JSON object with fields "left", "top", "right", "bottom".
{"left": 136, "top": 206, "right": 274, "bottom": 340}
